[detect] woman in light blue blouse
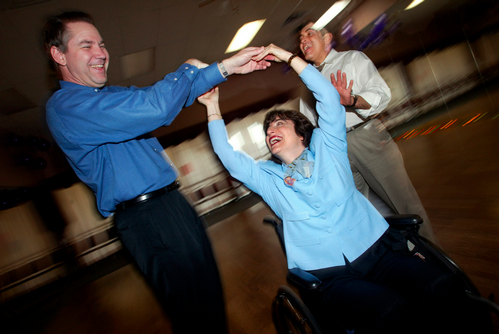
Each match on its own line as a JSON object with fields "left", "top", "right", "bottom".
{"left": 199, "top": 44, "right": 477, "bottom": 334}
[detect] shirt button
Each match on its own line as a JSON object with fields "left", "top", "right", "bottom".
{"left": 314, "top": 203, "right": 320, "bottom": 208}
{"left": 307, "top": 191, "right": 313, "bottom": 196}
{"left": 321, "top": 216, "right": 327, "bottom": 220}
{"left": 174, "top": 78, "right": 177, "bottom": 80}
{"left": 94, "top": 89, "right": 98, "bottom": 92}
{"left": 190, "top": 70, "right": 194, "bottom": 74}
{"left": 185, "top": 66, "right": 188, "bottom": 70}
{"left": 326, "top": 228, "right": 333, "bottom": 234}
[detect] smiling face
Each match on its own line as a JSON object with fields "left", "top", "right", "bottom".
{"left": 266, "top": 118, "right": 306, "bottom": 165}
{"left": 299, "top": 22, "right": 331, "bottom": 66}
{"left": 51, "top": 21, "right": 109, "bottom": 88}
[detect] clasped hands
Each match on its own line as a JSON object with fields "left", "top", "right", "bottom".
{"left": 198, "top": 44, "right": 291, "bottom": 106}
{"left": 189, "top": 44, "right": 291, "bottom": 75}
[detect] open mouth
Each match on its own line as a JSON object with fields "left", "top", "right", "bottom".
{"left": 90, "top": 64, "right": 104, "bottom": 69}
{"left": 269, "top": 136, "right": 282, "bottom": 146}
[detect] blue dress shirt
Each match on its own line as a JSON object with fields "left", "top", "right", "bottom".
{"left": 46, "top": 62, "right": 225, "bottom": 217}
{"left": 208, "top": 65, "right": 388, "bottom": 271}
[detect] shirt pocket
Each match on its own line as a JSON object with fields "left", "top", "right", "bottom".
{"left": 283, "top": 212, "right": 321, "bottom": 247}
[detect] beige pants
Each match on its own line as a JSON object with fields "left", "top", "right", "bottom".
{"left": 347, "top": 119, "right": 438, "bottom": 245}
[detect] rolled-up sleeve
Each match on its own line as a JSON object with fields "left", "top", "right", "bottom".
{"left": 350, "top": 52, "right": 391, "bottom": 117}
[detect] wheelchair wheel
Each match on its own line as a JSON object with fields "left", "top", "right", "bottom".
{"left": 273, "top": 285, "right": 322, "bottom": 334}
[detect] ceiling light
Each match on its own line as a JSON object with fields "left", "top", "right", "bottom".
{"left": 312, "top": 0, "right": 351, "bottom": 31}
{"left": 225, "top": 19, "right": 266, "bottom": 54}
{"left": 405, "top": 0, "right": 424, "bottom": 10}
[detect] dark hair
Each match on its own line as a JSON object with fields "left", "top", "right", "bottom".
{"left": 263, "top": 110, "right": 315, "bottom": 164}
{"left": 42, "top": 11, "right": 94, "bottom": 59}
{"left": 296, "top": 19, "right": 330, "bottom": 37}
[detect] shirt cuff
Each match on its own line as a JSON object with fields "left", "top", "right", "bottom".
{"left": 199, "top": 62, "right": 227, "bottom": 87}
{"left": 355, "top": 91, "right": 381, "bottom": 116}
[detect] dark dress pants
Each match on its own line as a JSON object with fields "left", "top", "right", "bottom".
{"left": 312, "top": 229, "right": 479, "bottom": 334}
{"left": 114, "top": 189, "right": 227, "bottom": 333}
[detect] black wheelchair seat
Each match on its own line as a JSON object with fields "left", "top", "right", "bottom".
{"left": 264, "top": 214, "right": 499, "bottom": 334}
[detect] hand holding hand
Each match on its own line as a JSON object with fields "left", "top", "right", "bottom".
{"left": 198, "top": 87, "right": 219, "bottom": 106}
{"left": 331, "top": 70, "right": 354, "bottom": 106}
{"left": 223, "top": 46, "right": 272, "bottom": 75}
{"left": 253, "top": 43, "right": 292, "bottom": 63}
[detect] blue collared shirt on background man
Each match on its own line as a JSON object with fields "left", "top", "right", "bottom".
{"left": 209, "top": 65, "right": 388, "bottom": 271}
{"left": 46, "top": 62, "right": 225, "bottom": 217}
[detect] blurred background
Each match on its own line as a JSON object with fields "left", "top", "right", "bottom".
{"left": 0, "top": 0, "right": 498, "bottom": 333}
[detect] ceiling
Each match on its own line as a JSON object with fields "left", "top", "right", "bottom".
{"left": 0, "top": 0, "right": 497, "bottom": 148}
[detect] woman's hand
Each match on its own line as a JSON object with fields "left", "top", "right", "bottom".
{"left": 198, "top": 87, "right": 219, "bottom": 106}
{"left": 185, "top": 58, "right": 209, "bottom": 69}
{"left": 252, "top": 43, "right": 292, "bottom": 63}
{"left": 198, "top": 87, "right": 222, "bottom": 122}
{"left": 254, "top": 43, "right": 307, "bottom": 75}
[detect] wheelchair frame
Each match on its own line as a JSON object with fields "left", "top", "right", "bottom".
{"left": 264, "top": 214, "right": 499, "bottom": 334}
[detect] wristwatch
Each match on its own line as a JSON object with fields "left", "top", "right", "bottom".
{"left": 346, "top": 94, "right": 358, "bottom": 108}
{"left": 218, "top": 62, "right": 229, "bottom": 78}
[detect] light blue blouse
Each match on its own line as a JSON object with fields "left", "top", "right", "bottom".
{"left": 208, "top": 64, "right": 388, "bottom": 271}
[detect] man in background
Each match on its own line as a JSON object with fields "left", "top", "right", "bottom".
{"left": 297, "top": 21, "right": 437, "bottom": 243}
{"left": 43, "top": 11, "right": 270, "bottom": 333}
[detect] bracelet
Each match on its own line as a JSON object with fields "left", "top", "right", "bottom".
{"left": 287, "top": 54, "right": 298, "bottom": 67}
{"left": 346, "top": 94, "right": 358, "bottom": 108}
{"left": 207, "top": 113, "right": 221, "bottom": 118}
{"left": 218, "top": 62, "right": 229, "bottom": 78}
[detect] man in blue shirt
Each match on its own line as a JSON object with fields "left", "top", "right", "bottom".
{"left": 42, "top": 11, "right": 271, "bottom": 333}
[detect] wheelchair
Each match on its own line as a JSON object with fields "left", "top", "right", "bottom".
{"left": 263, "top": 214, "right": 499, "bottom": 334}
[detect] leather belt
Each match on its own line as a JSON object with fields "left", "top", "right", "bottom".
{"left": 347, "top": 114, "right": 383, "bottom": 133}
{"left": 116, "top": 180, "right": 180, "bottom": 212}
{"left": 346, "top": 120, "right": 368, "bottom": 133}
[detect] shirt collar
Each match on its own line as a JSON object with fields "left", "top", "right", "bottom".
{"left": 59, "top": 80, "right": 105, "bottom": 91}
{"left": 314, "top": 49, "right": 339, "bottom": 71}
{"left": 283, "top": 148, "right": 314, "bottom": 178}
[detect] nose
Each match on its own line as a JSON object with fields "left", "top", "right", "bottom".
{"left": 94, "top": 46, "right": 107, "bottom": 59}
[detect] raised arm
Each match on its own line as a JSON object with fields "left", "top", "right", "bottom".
{"left": 198, "top": 87, "right": 264, "bottom": 193}
{"left": 255, "top": 44, "right": 347, "bottom": 151}
{"left": 337, "top": 52, "right": 391, "bottom": 117}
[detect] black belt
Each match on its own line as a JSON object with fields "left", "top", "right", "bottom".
{"left": 346, "top": 114, "right": 384, "bottom": 133}
{"left": 116, "top": 180, "right": 180, "bottom": 212}
{"left": 346, "top": 120, "right": 369, "bottom": 133}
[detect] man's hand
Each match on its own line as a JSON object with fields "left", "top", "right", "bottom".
{"left": 222, "top": 46, "right": 271, "bottom": 75}
{"left": 253, "top": 44, "right": 307, "bottom": 75}
{"left": 253, "top": 43, "right": 291, "bottom": 63}
{"left": 185, "top": 59, "right": 209, "bottom": 69}
{"left": 331, "top": 70, "right": 354, "bottom": 106}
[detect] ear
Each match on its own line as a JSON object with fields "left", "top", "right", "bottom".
{"left": 323, "top": 32, "right": 333, "bottom": 47}
{"left": 50, "top": 46, "right": 66, "bottom": 66}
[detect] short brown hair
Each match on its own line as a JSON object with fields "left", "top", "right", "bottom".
{"left": 42, "top": 11, "right": 94, "bottom": 59}
{"left": 263, "top": 110, "right": 315, "bottom": 164}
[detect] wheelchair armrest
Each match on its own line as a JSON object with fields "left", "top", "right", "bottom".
{"left": 385, "top": 214, "right": 423, "bottom": 230}
{"left": 287, "top": 267, "right": 322, "bottom": 291}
